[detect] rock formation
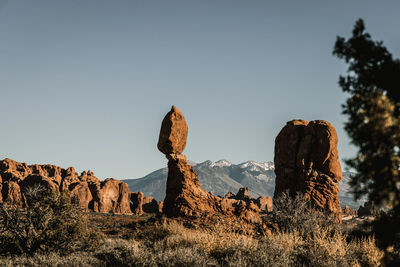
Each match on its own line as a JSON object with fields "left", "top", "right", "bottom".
{"left": 274, "top": 120, "right": 342, "bottom": 220}
{"left": 225, "top": 187, "right": 273, "bottom": 213}
{"left": 143, "top": 196, "right": 163, "bottom": 213}
{"left": 343, "top": 205, "right": 357, "bottom": 217}
{"left": 91, "top": 178, "right": 132, "bottom": 214}
{"left": 256, "top": 196, "right": 273, "bottom": 213}
{"left": 0, "top": 158, "right": 161, "bottom": 215}
{"left": 158, "top": 106, "right": 263, "bottom": 225}
{"left": 131, "top": 192, "right": 144, "bottom": 215}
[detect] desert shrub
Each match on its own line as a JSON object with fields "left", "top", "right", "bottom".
{"left": 266, "top": 191, "right": 336, "bottom": 235}
{"left": 0, "top": 185, "right": 101, "bottom": 255}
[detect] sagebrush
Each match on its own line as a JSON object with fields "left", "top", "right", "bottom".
{"left": 0, "top": 185, "right": 101, "bottom": 255}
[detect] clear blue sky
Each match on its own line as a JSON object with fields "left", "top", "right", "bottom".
{"left": 0, "top": 0, "right": 399, "bottom": 179}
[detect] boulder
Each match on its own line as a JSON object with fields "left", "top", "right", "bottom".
{"left": 274, "top": 119, "right": 342, "bottom": 221}
{"left": 157, "top": 105, "right": 188, "bottom": 155}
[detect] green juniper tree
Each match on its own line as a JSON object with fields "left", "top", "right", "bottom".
{"left": 333, "top": 19, "right": 400, "bottom": 257}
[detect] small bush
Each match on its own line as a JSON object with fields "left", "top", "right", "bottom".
{"left": 266, "top": 191, "right": 336, "bottom": 235}
{"left": 0, "top": 185, "right": 101, "bottom": 255}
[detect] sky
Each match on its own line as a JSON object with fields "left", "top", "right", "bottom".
{"left": 0, "top": 0, "right": 399, "bottom": 179}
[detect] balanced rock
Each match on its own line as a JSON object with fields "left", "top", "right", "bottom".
{"left": 159, "top": 106, "right": 263, "bottom": 225}
{"left": 274, "top": 120, "right": 342, "bottom": 220}
{"left": 158, "top": 105, "right": 188, "bottom": 155}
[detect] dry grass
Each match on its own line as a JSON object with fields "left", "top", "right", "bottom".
{"left": 0, "top": 188, "right": 386, "bottom": 266}
{"left": 0, "top": 218, "right": 384, "bottom": 266}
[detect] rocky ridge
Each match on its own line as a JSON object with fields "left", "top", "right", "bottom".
{"left": 0, "top": 158, "right": 162, "bottom": 215}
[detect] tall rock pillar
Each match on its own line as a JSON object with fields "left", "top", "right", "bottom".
{"left": 274, "top": 120, "right": 342, "bottom": 221}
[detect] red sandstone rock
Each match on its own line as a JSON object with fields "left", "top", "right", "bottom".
{"left": 159, "top": 107, "right": 263, "bottom": 225}
{"left": 162, "top": 153, "right": 218, "bottom": 217}
{"left": 60, "top": 167, "right": 79, "bottom": 191}
{"left": 256, "top": 196, "right": 273, "bottom": 213}
{"left": 91, "top": 178, "right": 131, "bottom": 214}
{"left": 69, "top": 182, "right": 93, "bottom": 210}
{"left": 157, "top": 105, "right": 188, "bottom": 155}
{"left": 2, "top": 181, "right": 22, "bottom": 205}
{"left": 224, "top": 192, "right": 235, "bottom": 198}
{"left": 0, "top": 158, "right": 31, "bottom": 182}
{"left": 130, "top": 192, "right": 144, "bottom": 215}
{"left": 225, "top": 187, "right": 273, "bottom": 213}
{"left": 142, "top": 196, "right": 160, "bottom": 214}
{"left": 274, "top": 119, "right": 342, "bottom": 220}
{"left": 0, "top": 158, "right": 135, "bottom": 214}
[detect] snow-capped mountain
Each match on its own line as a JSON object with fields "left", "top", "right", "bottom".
{"left": 123, "top": 160, "right": 365, "bottom": 209}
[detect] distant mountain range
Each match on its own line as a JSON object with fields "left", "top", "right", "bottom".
{"left": 123, "top": 160, "right": 365, "bottom": 209}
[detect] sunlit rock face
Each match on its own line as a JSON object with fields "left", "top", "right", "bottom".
{"left": 274, "top": 119, "right": 342, "bottom": 221}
